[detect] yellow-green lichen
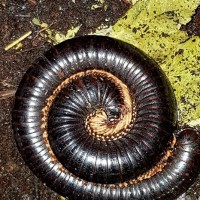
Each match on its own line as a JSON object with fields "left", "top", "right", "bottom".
{"left": 166, "top": 37, "right": 200, "bottom": 124}
{"left": 32, "top": 18, "right": 81, "bottom": 44}
{"left": 111, "top": 0, "right": 200, "bottom": 125}
{"left": 91, "top": 0, "right": 108, "bottom": 11}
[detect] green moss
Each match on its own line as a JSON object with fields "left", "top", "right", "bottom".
{"left": 111, "top": 0, "right": 200, "bottom": 125}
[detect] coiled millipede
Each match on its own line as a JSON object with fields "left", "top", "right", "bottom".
{"left": 12, "top": 36, "right": 200, "bottom": 200}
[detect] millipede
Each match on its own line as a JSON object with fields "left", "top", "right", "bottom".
{"left": 12, "top": 35, "right": 200, "bottom": 200}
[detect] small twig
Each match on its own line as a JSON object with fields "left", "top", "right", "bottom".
{"left": 4, "top": 31, "right": 32, "bottom": 51}
{"left": 0, "top": 90, "right": 16, "bottom": 100}
{"left": 0, "top": 80, "right": 14, "bottom": 88}
{"left": 34, "top": 22, "right": 54, "bottom": 39}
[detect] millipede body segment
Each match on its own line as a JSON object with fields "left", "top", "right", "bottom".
{"left": 12, "top": 36, "right": 200, "bottom": 200}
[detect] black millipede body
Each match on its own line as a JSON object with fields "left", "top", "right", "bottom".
{"left": 12, "top": 36, "right": 200, "bottom": 200}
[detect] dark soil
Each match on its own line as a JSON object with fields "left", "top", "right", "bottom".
{"left": 0, "top": 1, "right": 199, "bottom": 200}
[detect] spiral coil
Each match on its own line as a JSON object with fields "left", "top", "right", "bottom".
{"left": 12, "top": 36, "right": 200, "bottom": 200}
